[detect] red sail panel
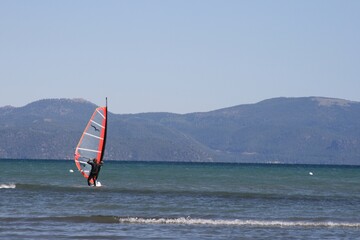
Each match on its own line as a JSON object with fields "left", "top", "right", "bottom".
{"left": 74, "top": 106, "right": 107, "bottom": 179}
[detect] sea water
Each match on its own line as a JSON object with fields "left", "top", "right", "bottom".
{"left": 0, "top": 159, "right": 359, "bottom": 239}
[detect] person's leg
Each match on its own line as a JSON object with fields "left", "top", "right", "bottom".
{"left": 88, "top": 173, "right": 94, "bottom": 186}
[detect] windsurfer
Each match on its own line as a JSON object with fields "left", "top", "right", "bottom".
{"left": 87, "top": 158, "right": 103, "bottom": 186}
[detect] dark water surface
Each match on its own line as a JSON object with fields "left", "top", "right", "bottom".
{"left": 1, "top": 159, "right": 360, "bottom": 239}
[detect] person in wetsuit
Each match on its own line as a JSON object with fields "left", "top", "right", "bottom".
{"left": 87, "top": 158, "right": 103, "bottom": 186}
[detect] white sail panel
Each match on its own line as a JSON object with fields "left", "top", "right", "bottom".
{"left": 74, "top": 106, "right": 107, "bottom": 179}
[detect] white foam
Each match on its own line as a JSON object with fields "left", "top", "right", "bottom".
{"left": 0, "top": 183, "right": 16, "bottom": 189}
{"left": 117, "top": 217, "right": 360, "bottom": 228}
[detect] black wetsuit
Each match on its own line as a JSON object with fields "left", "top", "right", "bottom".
{"left": 87, "top": 160, "right": 102, "bottom": 186}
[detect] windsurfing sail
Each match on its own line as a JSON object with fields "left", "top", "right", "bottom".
{"left": 74, "top": 99, "right": 107, "bottom": 183}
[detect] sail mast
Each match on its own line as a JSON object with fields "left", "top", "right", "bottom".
{"left": 100, "top": 97, "right": 108, "bottom": 161}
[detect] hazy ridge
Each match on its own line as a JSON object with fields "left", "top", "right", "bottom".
{"left": 1, "top": 97, "right": 360, "bottom": 165}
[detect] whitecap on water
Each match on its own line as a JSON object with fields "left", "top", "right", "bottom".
{"left": 116, "top": 217, "right": 360, "bottom": 228}
{"left": 0, "top": 183, "right": 16, "bottom": 189}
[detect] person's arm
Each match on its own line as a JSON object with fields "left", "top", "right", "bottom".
{"left": 87, "top": 160, "right": 94, "bottom": 167}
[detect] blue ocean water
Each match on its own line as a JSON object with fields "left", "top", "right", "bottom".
{"left": 1, "top": 159, "right": 360, "bottom": 239}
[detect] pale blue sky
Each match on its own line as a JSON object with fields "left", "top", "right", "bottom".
{"left": 1, "top": 0, "right": 359, "bottom": 114}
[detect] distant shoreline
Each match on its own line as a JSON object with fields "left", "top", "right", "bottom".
{"left": 2, "top": 158, "right": 360, "bottom": 168}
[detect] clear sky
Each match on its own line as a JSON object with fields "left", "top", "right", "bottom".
{"left": 1, "top": 1, "right": 359, "bottom": 114}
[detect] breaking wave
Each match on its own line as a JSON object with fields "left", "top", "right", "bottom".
{"left": 117, "top": 217, "right": 360, "bottom": 228}
{"left": 0, "top": 183, "right": 16, "bottom": 189}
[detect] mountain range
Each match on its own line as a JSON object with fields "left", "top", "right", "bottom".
{"left": 1, "top": 97, "right": 360, "bottom": 165}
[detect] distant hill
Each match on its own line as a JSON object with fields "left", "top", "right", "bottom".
{"left": 1, "top": 97, "right": 360, "bottom": 165}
